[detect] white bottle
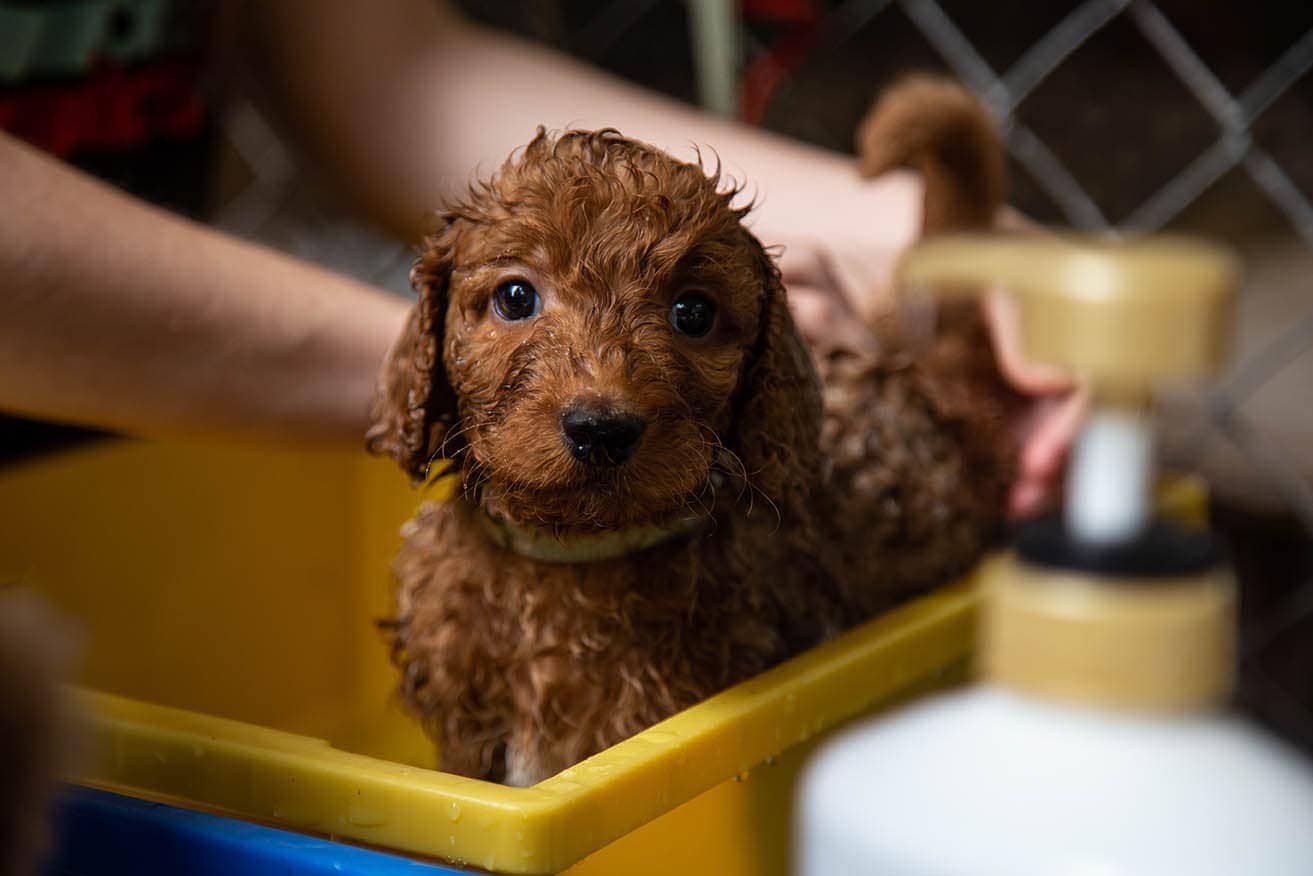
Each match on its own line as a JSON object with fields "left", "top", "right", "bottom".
{"left": 795, "top": 564, "right": 1313, "bottom": 875}
{"left": 796, "top": 234, "right": 1313, "bottom": 875}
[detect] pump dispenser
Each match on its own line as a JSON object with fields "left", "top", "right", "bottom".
{"left": 796, "top": 234, "right": 1313, "bottom": 875}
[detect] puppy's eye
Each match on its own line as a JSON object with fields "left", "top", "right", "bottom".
{"left": 669, "top": 292, "right": 716, "bottom": 337}
{"left": 492, "top": 280, "right": 540, "bottom": 321}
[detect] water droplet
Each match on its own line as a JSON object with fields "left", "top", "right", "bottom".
{"left": 447, "top": 801, "right": 462, "bottom": 822}
{"left": 550, "top": 779, "right": 585, "bottom": 793}
{"left": 347, "top": 806, "right": 387, "bottom": 828}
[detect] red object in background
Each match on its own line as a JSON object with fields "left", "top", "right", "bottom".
{"left": 743, "top": 0, "right": 819, "bottom": 24}
{"left": 740, "top": 0, "right": 824, "bottom": 124}
{"left": 0, "top": 61, "right": 205, "bottom": 158}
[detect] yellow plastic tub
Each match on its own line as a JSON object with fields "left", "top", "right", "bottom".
{"left": 0, "top": 439, "right": 977, "bottom": 874}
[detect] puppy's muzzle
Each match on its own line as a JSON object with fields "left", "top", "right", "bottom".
{"left": 560, "top": 403, "right": 646, "bottom": 467}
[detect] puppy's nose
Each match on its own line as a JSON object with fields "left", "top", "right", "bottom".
{"left": 560, "top": 404, "right": 646, "bottom": 466}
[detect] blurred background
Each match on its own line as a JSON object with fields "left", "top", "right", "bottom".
{"left": 2, "top": 0, "right": 1312, "bottom": 752}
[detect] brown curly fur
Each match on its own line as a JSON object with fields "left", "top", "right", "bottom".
{"left": 368, "top": 79, "right": 1014, "bottom": 786}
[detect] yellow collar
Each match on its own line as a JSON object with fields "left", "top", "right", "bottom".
{"left": 478, "top": 510, "right": 705, "bottom": 564}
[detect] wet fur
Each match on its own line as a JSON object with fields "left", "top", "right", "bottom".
{"left": 368, "top": 79, "right": 1014, "bottom": 785}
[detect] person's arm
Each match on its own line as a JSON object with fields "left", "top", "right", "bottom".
{"left": 0, "top": 132, "right": 407, "bottom": 443}
{"left": 239, "top": 0, "right": 923, "bottom": 257}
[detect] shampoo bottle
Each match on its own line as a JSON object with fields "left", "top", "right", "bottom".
{"left": 796, "top": 234, "right": 1313, "bottom": 875}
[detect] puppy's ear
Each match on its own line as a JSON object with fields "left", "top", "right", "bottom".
{"left": 729, "top": 236, "right": 824, "bottom": 514}
{"left": 365, "top": 229, "right": 460, "bottom": 482}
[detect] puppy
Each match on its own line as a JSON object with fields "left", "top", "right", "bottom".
{"left": 368, "top": 80, "right": 1013, "bottom": 786}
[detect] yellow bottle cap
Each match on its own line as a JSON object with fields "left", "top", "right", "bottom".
{"left": 980, "top": 555, "right": 1236, "bottom": 711}
{"left": 898, "top": 233, "right": 1238, "bottom": 399}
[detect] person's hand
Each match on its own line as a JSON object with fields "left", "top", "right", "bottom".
{"left": 777, "top": 236, "right": 1085, "bottom": 519}
{"left": 778, "top": 242, "right": 884, "bottom": 356}
{"left": 982, "top": 290, "right": 1087, "bottom": 518}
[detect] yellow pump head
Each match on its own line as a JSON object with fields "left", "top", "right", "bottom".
{"left": 897, "top": 231, "right": 1241, "bottom": 712}
{"left": 897, "top": 233, "right": 1238, "bottom": 401}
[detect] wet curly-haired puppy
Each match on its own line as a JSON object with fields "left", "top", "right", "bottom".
{"left": 368, "top": 79, "right": 1014, "bottom": 786}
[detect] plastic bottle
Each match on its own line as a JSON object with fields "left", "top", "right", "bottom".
{"left": 796, "top": 234, "right": 1313, "bottom": 875}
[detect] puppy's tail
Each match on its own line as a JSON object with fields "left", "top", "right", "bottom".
{"left": 856, "top": 75, "right": 1005, "bottom": 234}
{"left": 856, "top": 75, "right": 1023, "bottom": 500}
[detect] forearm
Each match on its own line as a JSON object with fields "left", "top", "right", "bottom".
{"left": 0, "top": 133, "right": 408, "bottom": 443}
{"left": 246, "top": 0, "right": 922, "bottom": 253}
